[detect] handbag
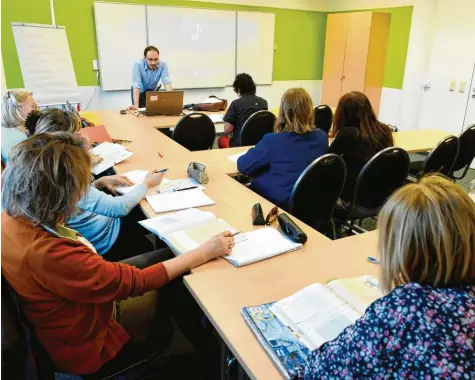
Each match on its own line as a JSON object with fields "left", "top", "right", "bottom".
{"left": 184, "top": 96, "right": 228, "bottom": 112}
{"left": 187, "top": 162, "right": 209, "bottom": 184}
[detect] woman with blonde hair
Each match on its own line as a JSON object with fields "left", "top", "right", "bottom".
{"left": 2, "top": 132, "right": 234, "bottom": 377}
{"left": 295, "top": 174, "right": 475, "bottom": 378}
{"left": 1, "top": 89, "right": 37, "bottom": 163}
{"left": 329, "top": 91, "right": 394, "bottom": 202}
{"left": 237, "top": 88, "right": 328, "bottom": 208}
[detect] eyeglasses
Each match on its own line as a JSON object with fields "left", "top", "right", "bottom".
{"left": 265, "top": 206, "right": 279, "bottom": 225}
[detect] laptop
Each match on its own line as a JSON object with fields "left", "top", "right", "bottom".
{"left": 79, "top": 125, "right": 113, "bottom": 148}
{"left": 144, "top": 91, "right": 184, "bottom": 116}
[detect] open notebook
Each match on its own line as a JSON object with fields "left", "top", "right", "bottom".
{"left": 145, "top": 189, "right": 214, "bottom": 213}
{"left": 116, "top": 173, "right": 203, "bottom": 195}
{"left": 140, "top": 209, "right": 237, "bottom": 255}
{"left": 242, "top": 276, "right": 382, "bottom": 378}
{"left": 140, "top": 211, "right": 302, "bottom": 267}
{"left": 91, "top": 142, "right": 133, "bottom": 175}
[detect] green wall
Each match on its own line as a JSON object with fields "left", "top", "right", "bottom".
{"left": 1, "top": 1, "right": 412, "bottom": 90}
{"left": 2, "top": 0, "right": 327, "bottom": 88}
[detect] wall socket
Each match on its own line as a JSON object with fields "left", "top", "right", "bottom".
{"left": 93, "top": 60, "right": 99, "bottom": 71}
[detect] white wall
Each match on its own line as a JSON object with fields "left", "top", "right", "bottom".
{"left": 80, "top": 80, "right": 323, "bottom": 111}
{"left": 190, "top": 0, "right": 329, "bottom": 11}
{"left": 416, "top": 0, "right": 475, "bottom": 135}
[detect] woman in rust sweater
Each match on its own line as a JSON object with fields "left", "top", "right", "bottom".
{"left": 1, "top": 132, "right": 234, "bottom": 377}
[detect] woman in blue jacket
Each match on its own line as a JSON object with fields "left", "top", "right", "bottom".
{"left": 237, "top": 88, "right": 328, "bottom": 209}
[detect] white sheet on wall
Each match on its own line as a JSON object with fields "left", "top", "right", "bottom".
{"left": 237, "top": 11, "right": 275, "bottom": 85}
{"left": 146, "top": 6, "right": 236, "bottom": 89}
{"left": 12, "top": 23, "right": 79, "bottom": 105}
{"left": 94, "top": 3, "right": 147, "bottom": 91}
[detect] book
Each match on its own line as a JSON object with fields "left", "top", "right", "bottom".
{"left": 242, "top": 276, "right": 382, "bottom": 378}
{"left": 116, "top": 175, "right": 203, "bottom": 195}
{"left": 224, "top": 227, "right": 302, "bottom": 267}
{"left": 208, "top": 114, "right": 224, "bottom": 124}
{"left": 227, "top": 150, "right": 249, "bottom": 163}
{"left": 140, "top": 212, "right": 300, "bottom": 267}
{"left": 91, "top": 142, "right": 133, "bottom": 175}
{"left": 145, "top": 189, "right": 215, "bottom": 214}
{"left": 140, "top": 209, "right": 237, "bottom": 255}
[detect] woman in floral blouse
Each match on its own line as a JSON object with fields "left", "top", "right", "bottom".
{"left": 295, "top": 174, "right": 475, "bottom": 379}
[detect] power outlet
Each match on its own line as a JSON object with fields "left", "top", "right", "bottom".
{"left": 93, "top": 60, "right": 99, "bottom": 71}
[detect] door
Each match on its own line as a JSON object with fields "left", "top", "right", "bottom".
{"left": 341, "top": 12, "right": 371, "bottom": 95}
{"left": 321, "top": 13, "right": 348, "bottom": 108}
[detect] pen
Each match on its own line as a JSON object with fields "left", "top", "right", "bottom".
{"left": 367, "top": 256, "right": 380, "bottom": 264}
{"left": 175, "top": 186, "right": 198, "bottom": 192}
{"left": 158, "top": 152, "right": 164, "bottom": 158}
{"left": 155, "top": 168, "right": 168, "bottom": 173}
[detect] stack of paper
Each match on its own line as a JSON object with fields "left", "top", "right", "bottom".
{"left": 227, "top": 150, "right": 249, "bottom": 163}
{"left": 91, "top": 142, "right": 133, "bottom": 175}
{"left": 145, "top": 188, "right": 215, "bottom": 214}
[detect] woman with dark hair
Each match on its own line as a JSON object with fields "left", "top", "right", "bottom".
{"left": 218, "top": 73, "right": 268, "bottom": 148}
{"left": 329, "top": 91, "right": 394, "bottom": 201}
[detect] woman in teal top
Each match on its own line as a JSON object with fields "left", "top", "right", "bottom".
{"left": 1, "top": 89, "right": 37, "bottom": 163}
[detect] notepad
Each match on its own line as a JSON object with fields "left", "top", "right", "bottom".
{"left": 225, "top": 227, "right": 302, "bottom": 267}
{"left": 91, "top": 142, "right": 133, "bottom": 175}
{"left": 145, "top": 189, "right": 215, "bottom": 213}
{"left": 227, "top": 150, "right": 248, "bottom": 163}
{"left": 115, "top": 170, "right": 149, "bottom": 194}
{"left": 140, "top": 209, "right": 238, "bottom": 254}
{"left": 242, "top": 275, "right": 382, "bottom": 378}
{"left": 208, "top": 114, "right": 224, "bottom": 124}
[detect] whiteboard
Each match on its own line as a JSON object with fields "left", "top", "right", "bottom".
{"left": 94, "top": 3, "right": 147, "bottom": 91}
{"left": 147, "top": 6, "right": 236, "bottom": 89}
{"left": 237, "top": 12, "right": 275, "bottom": 85}
{"left": 12, "top": 24, "right": 80, "bottom": 105}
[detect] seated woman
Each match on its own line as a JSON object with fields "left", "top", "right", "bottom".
{"left": 218, "top": 73, "right": 268, "bottom": 148}
{"left": 328, "top": 91, "right": 394, "bottom": 202}
{"left": 1, "top": 132, "right": 234, "bottom": 377}
{"left": 237, "top": 88, "right": 328, "bottom": 209}
{"left": 1, "top": 89, "right": 37, "bottom": 163}
{"left": 23, "top": 109, "right": 164, "bottom": 261}
{"left": 295, "top": 174, "right": 475, "bottom": 378}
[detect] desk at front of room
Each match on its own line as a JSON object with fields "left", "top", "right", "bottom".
{"left": 81, "top": 110, "right": 449, "bottom": 378}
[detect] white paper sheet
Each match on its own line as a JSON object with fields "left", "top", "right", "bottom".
{"left": 227, "top": 150, "right": 249, "bottom": 163}
{"left": 146, "top": 189, "right": 215, "bottom": 213}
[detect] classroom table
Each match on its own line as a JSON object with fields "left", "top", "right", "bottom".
{"left": 184, "top": 231, "right": 379, "bottom": 380}
{"left": 81, "top": 110, "right": 449, "bottom": 378}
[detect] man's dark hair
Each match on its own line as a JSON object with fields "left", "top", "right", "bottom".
{"left": 144, "top": 46, "right": 159, "bottom": 56}
{"left": 233, "top": 73, "right": 256, "bottom": 95}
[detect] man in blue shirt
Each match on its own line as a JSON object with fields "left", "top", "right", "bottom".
{"left": 128, "top": 46, "right": 173, "bottom": 110}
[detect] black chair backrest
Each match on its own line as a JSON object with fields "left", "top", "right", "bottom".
{"left": 353, "top": 147, "right": 410, "bottom": 210}
{"left": 240, "top": 110, "right": 276, "bottom": 146}
{"left": 314, "top": 105, "right": 333, "bottom": 134}
{"left": 288, "top": 154, "right": 346, "bottom": 232}
{"left": 423, "top": 135, "right": 460, "bottom": 176}
{"left": 172, "top": 113, "right": 216, "bottom": 151}
{"left": 452, "top": 125, "right": 475, "bottom": 172}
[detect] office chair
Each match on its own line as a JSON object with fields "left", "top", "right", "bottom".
{"left": 451, "top": 125, "right": 475, "bottom": 180}
{"left": 408, "top": 135, "right": 460, "bottom": 179}
{"left": 314, "top": 105, "right": 333, "bottom": 134}
{"left": 287, "top": 154, "right": 346, "bottom": 239}
{"left": 240, "top": 110, "right": 276, "bottom": 146}
{"left": 334, "top": 147, "right": 410, "bottom": 235}
{"left": 172, "top": 113, "right": 216, "bottom": 151}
